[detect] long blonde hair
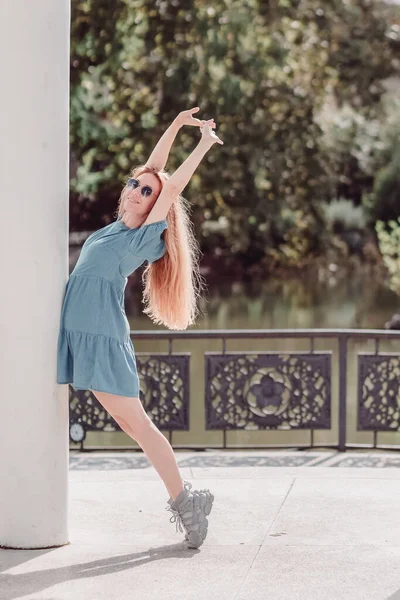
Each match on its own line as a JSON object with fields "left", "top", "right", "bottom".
{"left": 115, "top": 165, "right": 206, "bottom": 330}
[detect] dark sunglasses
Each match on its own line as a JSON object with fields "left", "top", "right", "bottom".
{"left": 126, "top": 178, "right": 153, "bottom": 197}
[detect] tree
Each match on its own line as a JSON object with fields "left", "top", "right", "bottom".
{"left": 70, "top": 0, "right": 400, "bottom": 269}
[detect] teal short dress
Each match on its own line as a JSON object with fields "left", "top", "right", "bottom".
{"left": 57, "top": 212, "right": 168, "bottom": 396}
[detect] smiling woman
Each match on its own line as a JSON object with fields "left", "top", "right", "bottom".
{"left": 58, "top": 109, "right": 224, "bottom": 394}
{"left": 114, "top": 115, "right": 223, "bottom": 332}
{"left": 119, "top": 172, "right": 164, "bottom": 229}
{"left": 58, "top": 110, "right": 223, "bottom": 385}
{"left": 57, "top": 108, "right": 222, "bottom": 549}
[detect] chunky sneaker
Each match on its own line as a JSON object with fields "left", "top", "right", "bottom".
{"left": 166, "top": 480, "right": 214, "bottom": 549}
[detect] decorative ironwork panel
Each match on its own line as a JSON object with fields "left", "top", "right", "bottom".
{"left": 358, "top": 354, "right": 400, "bottom": 431}
{"left": 69, "top": 389, "right": 114, "bottom": 445}
{"left": 205, "top": 352, "right": 331, "bottom": 430}
{"left": 136, "top": 353, "right": 189, "bottom": 430}
{"left": 69, "top": 353, "right": 190, "bottom": 444}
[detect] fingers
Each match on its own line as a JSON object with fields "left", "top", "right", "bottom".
{"left": 186, "top": 107, "right": 215, "bottom": 126}
{"left": 211, "top": 129, "right": 224, "bottom": 145}
{"left": 200, "top": 122, "right": 224, "bottom": 145}
{"left": 200, "top": 119, "right": 216, "bottom": 128}
{"left": 213, "top": 132, "right": 224, "bottom": 145}
{"left": 201, "top": 122, "right": 214, "bottom": 131}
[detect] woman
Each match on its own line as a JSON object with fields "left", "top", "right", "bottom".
{"left": 57, "top": 107, "right": 224, "bottom": 549}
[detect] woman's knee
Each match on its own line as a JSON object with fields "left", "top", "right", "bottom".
{"left": 90, "top": 389, "right": 153, "bottom": 438}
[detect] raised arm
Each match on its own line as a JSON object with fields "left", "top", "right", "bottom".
{"left": 143, "top": 123, "right": 224, "bottom": 225}
{"left": 145, "top": 107, "right": 215, "bottom": 172}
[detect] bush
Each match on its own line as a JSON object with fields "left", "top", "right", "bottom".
{"left": 322, "top": 198, "right": 367, "bottom": 234}
{"left": 366, "top": 144, "right": 400, "bottom": 223}
{"left": 376, "top": 218, "right": 400, "bottom": 294}
{"left": 317, "top": 92, "right": 400, "bottom": 214}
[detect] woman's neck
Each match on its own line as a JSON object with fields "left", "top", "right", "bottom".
{"left": 120, "top": 211, "right": 143, "bottom": 229}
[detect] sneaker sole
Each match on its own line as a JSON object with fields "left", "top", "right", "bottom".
{"left": 184, "top": 491, "right": 214, "bottom": 547}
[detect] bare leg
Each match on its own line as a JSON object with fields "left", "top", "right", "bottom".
{"left": 90, "top": 389, "right": 185, "bottom": 502}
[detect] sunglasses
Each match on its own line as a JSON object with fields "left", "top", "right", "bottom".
{"left": 126, "top": 178, "right": 153, "bottom": 198}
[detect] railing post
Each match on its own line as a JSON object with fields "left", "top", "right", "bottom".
{"left": 338, "top": 335, "right": 348, "bottom": 452}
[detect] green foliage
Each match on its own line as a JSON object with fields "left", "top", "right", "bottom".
{"left": 70, "top": 0, "right": 400, "bottom": 269}
{"left": 367, "top": 142, "right": 400, "bottom": 222}
{"left": 318, "top": 102, "right": 384, "bottom": 178}
{"left": 376, "top": 218, "right": 400, "bottom": 293}
{"left": 318, "top": 92, "right": 400, "bottom": 217}
{"left": 266, "top": 208, "right": 321, "bottom": 269}
{"left": 322, "top": 198, "right": 367, "bottom": 233}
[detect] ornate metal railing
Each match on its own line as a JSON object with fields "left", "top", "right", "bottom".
{"left": 68, "top": 329, "right": 400, "bottom": 452}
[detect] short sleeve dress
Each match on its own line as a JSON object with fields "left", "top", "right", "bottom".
{"left": 56, "top": 212, "right": 168, "bottom": 397}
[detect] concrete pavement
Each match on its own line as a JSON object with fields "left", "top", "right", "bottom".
{"left": 1, "top": 449, "right": 400, "bottom": 600}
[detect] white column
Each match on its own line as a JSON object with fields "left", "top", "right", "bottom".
{"left": 0, "top": 1, "right": 70, "bottom": 548}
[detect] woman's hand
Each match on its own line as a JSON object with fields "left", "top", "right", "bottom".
{"left": 200, "top": 122, "right": 224, "bottom": 146}
{"left": 175, "top": 107, "right": 216, "bottom": 130}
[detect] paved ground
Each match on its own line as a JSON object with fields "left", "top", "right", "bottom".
{"left": 1, "top": 449, "right": 400, "bottom": 600}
